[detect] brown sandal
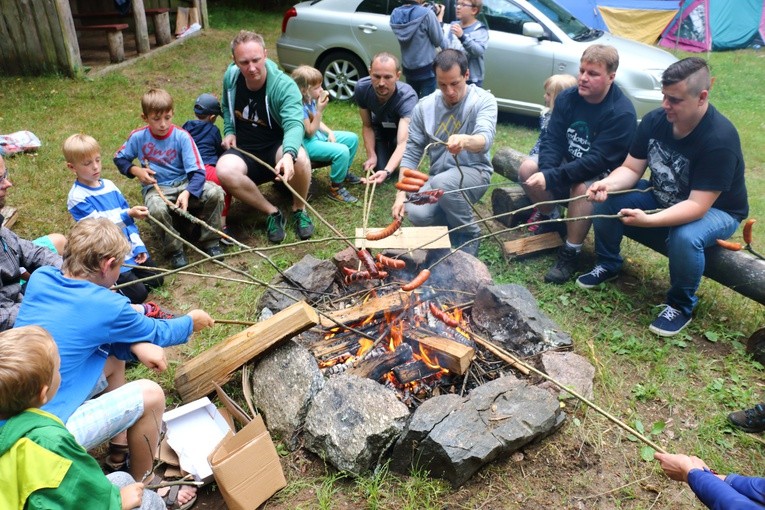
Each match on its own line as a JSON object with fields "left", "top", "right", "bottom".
{"left": 146, "top": 474, "right": 198, "bottom": 510}
{"left": 103, "top": 441, "right": 129, "bottom": 472}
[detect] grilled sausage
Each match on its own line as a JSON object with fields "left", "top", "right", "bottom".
{"left": 403, "top": 169, "right": 430, "bottom": 181}
{"left": 429, "top": 302, "right": 459, "bottom": 327}
{"left": 376, "top": 253, "right": 406, "bottom": 269}
{"left": 366, "top": 218, "right": 402, "bottom": 241}
{"left": 395, "top": 181, "right": 422, "bottom": 192}
{"left": 744, "top": 218, "right": 756, "bottom": 245}
{"left": 401, "top": 269, "right": 431, "bottom": 291}
{"left": 716, "top": 239, "right": 743, "bottom": 251}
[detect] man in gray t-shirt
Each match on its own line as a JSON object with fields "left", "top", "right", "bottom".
{"left": 391, "top": 49, "right": 497, "bottom": 256}
{"left": 355, "top": 52, "right": 418, "bottom": 185}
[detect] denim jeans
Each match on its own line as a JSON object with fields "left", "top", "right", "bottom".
{"left": 592, "top": 179, "right": 740, "bottom": 316}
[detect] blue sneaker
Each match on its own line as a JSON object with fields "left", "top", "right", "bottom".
{"left": 576, "top": 265, "right": 619, "bottom": 289}
{"left": 649, "top": 304, "right": 691, "bottom": 337}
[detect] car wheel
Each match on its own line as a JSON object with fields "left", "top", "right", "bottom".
{"left": 318, "top": 51, "right": 367, "bottom": 102}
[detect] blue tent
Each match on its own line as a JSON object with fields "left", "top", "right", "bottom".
{"left": 555, "top": 0, "right": 679, "bottom": 43}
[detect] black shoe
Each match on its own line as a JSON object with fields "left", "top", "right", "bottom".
{"left": 266, "top": 210, "right": 286, "bottom": 244}
{"left": 292, "top": 209, "right": 315, "bottom": 240}
{"left": 544, "top": 245, "right": 579, "bottom": 284}
{"left": 728, "top": 403, "right": 765, "bottom": 433}
{"left": 220, "top": 225, "right": 235, "bottom": 246}
{"left": 204, "top": 244, "right": 224, "bottom": 258}
{"left": 169, "top": 250, "right": 188, "bottom": 269}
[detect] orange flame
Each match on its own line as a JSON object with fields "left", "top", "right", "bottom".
{"left": 357, "top": 338, "right": 374, "bottom": 357}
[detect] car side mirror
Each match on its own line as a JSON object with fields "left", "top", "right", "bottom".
{"left": 522, "top": 22, "right": 546, "bottom": 40}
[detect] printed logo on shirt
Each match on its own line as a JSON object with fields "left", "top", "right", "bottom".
{"left": 566, "top": 121, "right": 591, "bottom": 159}
{"left": 435, "top": 115, "right": 462, "bottom": 139}
{"left": 647, "top": 138, "right": 690, "bottom": 208}
{"left": 236, "top": 98, "right": 268, "bottom": 128}
{"left": 141, "top": 143, "right": 178, "bottom": 166}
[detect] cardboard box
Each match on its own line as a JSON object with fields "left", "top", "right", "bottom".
{"left": 208, "top": 414, "right": 287, "bottom": 510}
{"left": 163, "top": 397, "right": 232, "bottom": 483}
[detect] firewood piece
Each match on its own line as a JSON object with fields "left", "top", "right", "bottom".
{"left": 319, "top": 291, "right": 412, "bottom": 328}
{"left": 392, "top": 360, "right": 442, "bottom": 384}
{"left": 309, "top": 335, "right": 362, "bottom": 360}
{"left": 347, "top": 343, "right": 413, "bottom": 381}
{"left": 491, "top": 186, "right": 532, "bottom": 227}
{"left": 1, "top": 207, "right": 18, "bottom": 229}
{"left": 503, "top": 232, "right": 563, "bottom": 258}
{"left": 408, "top": 335, "right": 475, "bottom": 375}
{"left": 355, "top": 226, "right": 451, "bottom": 250}
{"left": 491, "top": 147, "right": 527, "bottom": 182}
{"left": 174, "top": 300, "right": 319, "bottom": 401}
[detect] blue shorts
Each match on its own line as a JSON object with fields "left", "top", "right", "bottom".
{"left": 66, "top": 380, "right": 144, "bottom": 450}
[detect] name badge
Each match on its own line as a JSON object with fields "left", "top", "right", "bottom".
{"left": 381, "top": 121, "right": 397, "bottom": 129}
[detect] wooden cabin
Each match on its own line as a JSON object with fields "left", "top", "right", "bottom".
{"left": 0, "top": 0, "right": 208, "bottom": 77}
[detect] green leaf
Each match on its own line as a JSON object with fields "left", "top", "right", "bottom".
{"left": 651, "top": 421, "right": 666, "bottom": 435}
{"left": 704, "top": 331, "right": 720, "bottom": 342}
{"left": 626, "top": 434, "right": 638, "bottom": 442}
{"left": 640, "top": 446, "right": 656, "bottom": 462}
{"left": 573, "top": 417, "right": 581, "bottom": 427}
{"left": 634, "top": 420, "right": 645, "bottom": 434}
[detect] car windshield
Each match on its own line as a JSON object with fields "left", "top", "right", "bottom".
{"left": 527, "top": 0, "right": 597, "bottom": 40}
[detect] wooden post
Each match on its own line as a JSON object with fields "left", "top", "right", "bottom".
{"left": 106, "top": 28, "right": 125, "bottom": 63}
{"left": 174, "top": 300, "right": 319, "bottom": 402}
{"left": 131, "top": 0, "right": 150, "bottom": 54}
{"left": 152, "top": 10, "right": 172, "bottom": 46}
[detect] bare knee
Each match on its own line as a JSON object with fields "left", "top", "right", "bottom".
{"left": 216, "top": 154, "right": 246, "bottom": 185}
{"left": 137, "top": 379, "right": 165, "bottom": 412}
{"left": 48, "top": 233, "right": 67, "bottom": 254}
{"left": 518, "top": 158, "right": 538, "bottom": 182}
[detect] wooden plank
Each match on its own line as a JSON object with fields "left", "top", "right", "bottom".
{"left": 1, "top": 207, "right": 18, "bottom": 229}
{"left": 409, "top": 335, "right": 474, "bottom": 375}
{"left": 2, "top": 1, "right": 31, "bottom": 74}
{"left": 0, "top": 6, "right": 22, "bottom": 75}
{"left": 503, "top": 231, "right": 563, "bottom": 258}
{"left": 192, "top": 0, "right": 208, "bottom": 30}
{"left": 319, "top": 290, "right": 414, "bottom": 328}
{"left": 53, "top": 0, "right": 82, "bottom": 76}
{"left": 17, "top": 0, "right": 46, "bottom": 70}
{"left": 355, "top": 226, "right": 451, "bottom": 250}
{"left": 174, "top": 300, "right": 319, "bottom": 402}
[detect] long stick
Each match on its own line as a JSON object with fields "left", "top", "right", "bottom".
{"left": 467, "top": 330, "right": 667, "bottom": 454}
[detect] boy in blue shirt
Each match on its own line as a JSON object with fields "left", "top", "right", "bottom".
{"left": 114, "top": 88, "right": 225, "bottom": 269}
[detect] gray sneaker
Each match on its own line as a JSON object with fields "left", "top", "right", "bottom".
{"left": 266, "top": 210, "right": 286, "bottom": 244}
{"left": 544, "top": 245, "right": 579, "bottom": 284}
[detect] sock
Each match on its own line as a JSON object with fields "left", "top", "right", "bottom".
{"left": 548, "top": 207, "right": 562, "bottom": 219}
{"left": 566, "top": 241, "right": 582, "bottom": 253}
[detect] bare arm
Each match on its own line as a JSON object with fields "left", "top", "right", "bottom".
{"left": 360, "top": 108, "right": 378, "bottom": 172}
{"left": 621, "top": 189, "right": 720, "bottom": 228}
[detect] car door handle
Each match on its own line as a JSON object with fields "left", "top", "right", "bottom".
{"left": 357, "top": 24, "right": 378, "bottom": 33}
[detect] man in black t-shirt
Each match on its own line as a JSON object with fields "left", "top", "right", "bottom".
{"left": 577, "top": 57, "right": 748, "bottom": 337}
{"left": 355, "top": 52, "right": 418, "bottom": 185}
{"left": 217, "top": 31, "right": 314, "bottom": 244}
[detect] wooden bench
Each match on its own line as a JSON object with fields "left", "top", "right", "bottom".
{"left": 77, "top": 24, "right": 129, "bottom": 63}
{"left": 73, "top": 8, "right": 172, "bottom": 46}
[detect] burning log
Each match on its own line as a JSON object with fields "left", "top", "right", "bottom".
{"left": 407, "top": 335, "right": 475, "bottom": 375}
{"left": 319, "top": 291, "right": 414, "bottom": 328}
{"left": 174, "top": 300, "right": 319, "bottom": 401}
{"left": 347, "top": 343, "right": 413, "bottom": 381}
{"left": 392, "top": 360, "right": 442, "bottom": 385}
{"left": 310, "top": 334, "right": 363, "bottom": 360}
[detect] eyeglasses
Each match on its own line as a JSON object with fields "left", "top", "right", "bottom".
{"left": 0, "top": 171, "right": 8, "bottom": 184}
{"left": 457, "top": 2, "right": 476, "bottom": 8}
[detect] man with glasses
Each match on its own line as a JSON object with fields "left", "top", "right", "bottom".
{"left": 577, "top": 57, "right": 748, "bottom": 337}
{"left": 445, "top": 0, "right": 488, "bottom": 87}
{"left": 0, "top": 154, "right": 64, "bottom": 330}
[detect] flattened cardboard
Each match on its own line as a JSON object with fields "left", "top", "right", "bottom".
{"left": 208, "top": 412, "right": 286, "bottom": 509}
{"left": 163, "top": 397, "right": 232, "bottom": 483}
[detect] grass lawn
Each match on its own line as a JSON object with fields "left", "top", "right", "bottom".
{"left": 1, "top": 3, "right": 764, "bottom": 508}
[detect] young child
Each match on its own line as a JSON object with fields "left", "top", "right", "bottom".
{"left": 15, "top": 218, "right": 213, "bottom": 508}
{"left": 181, "top": 93, "right": 234, "bottom": 245}
{"left": 0, "top": 325, "right": 164, "bottom": 510}
{"left": 114, "top": 88, "right": 225, "bottom": 269}
{"left": 525, "top": 74, "right": 578, "bottom": 232}
{"left": 445, "top": 0, "right": 489, "bottom": 87}
{"left": 291, "top": 66, "right": 361, "bottom": 203}
{"left": 64, "top": 133, "right": 164, "bottom": 305}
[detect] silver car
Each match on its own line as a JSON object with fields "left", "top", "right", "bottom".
{"left": 277, "top": 0, "right": 677, "bottom": 119}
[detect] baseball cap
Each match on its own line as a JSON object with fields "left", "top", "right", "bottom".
{"left": 194, "top": 93, "right": 222, "bottom": 116}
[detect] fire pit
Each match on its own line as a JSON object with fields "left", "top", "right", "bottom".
{"left": 246, "top": 247, "right": 577, "bottom": 486}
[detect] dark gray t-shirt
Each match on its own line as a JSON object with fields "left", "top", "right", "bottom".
{"left": 354, "top": 77, "right": 418, "bottom": 135}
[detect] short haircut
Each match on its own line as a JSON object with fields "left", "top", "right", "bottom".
{"left": 62, "top": 218, "right": 130, "bottom": 278}
{"left": 62, "top": 133, "right": 100, "bottom": 164}
{"left": 581, "top": 44, "right": 619, "bottom": 74}
{"left": 544, "top": 74, "right": 578, "bottom": 113}
{"left": 231, "top": 30, "right": 265, "bottom": 55}
{"left": 291, "top": 65, "right": 323, "bottom": 101}
{"left": 661, "top": 57, "right": 711, "bottom": 96}
{"left": 370, "top": 52, "right": 401, "bottom": 72}
{"left": 141, "top": 88, "right": 174, "bottom": 116}
{"left": 434, "top": 48, "right": 469, "bottom": 76}
{"left": 0, "top": 326, "right": 57, "bottom": 419}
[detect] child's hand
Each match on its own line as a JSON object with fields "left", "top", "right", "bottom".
{"left": 450, "top": 23, "right": 463, "bottom": 39}
{"left": 128, "top": 205, "right": 149, "bottom": 220}
{"left": 176, "top": 190, "right": 190, "bottom": 211}
{"left": 120, "top": 483, "right": 144, "bottom": 510}
{"left": 130, "top": 342, "right": 167, "bottom": 372}
{"left": 187, "top": 309, "right": 214, "bottom": 331}
{"left": 318, "top": 90, "right": 330, "bottom": 110}
{"left": 326, "top": 129, "right": 336, "bottom": 143}
{"left": 134, "top": 252, "right": 148, "bottom": 264}
{"left": 131, "top": 165, "right": 157, "bottom": 185}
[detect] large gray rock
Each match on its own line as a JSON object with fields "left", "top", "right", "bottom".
{"left": 391, "top": 375, "right": 564, "bottom": 486}
{"left": 257, "top": 254, "right": 338, "bottom": 312}
{"left": 471, "top": 284, "right": 572, "bottom": 357}
{"left": 249, "top": 340, "right": 324, "bottom": 450}
{"left": 540, "top": 351, "right": 595, "bottom": 401}
{"left": 303, "top": 376, "right": 410, "bottom": 475}
{"left": 423, "top": 249, "right": 493, "bottom": 301}
{"left": 491, "top": 147, "right": 527, "bottom": 183}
